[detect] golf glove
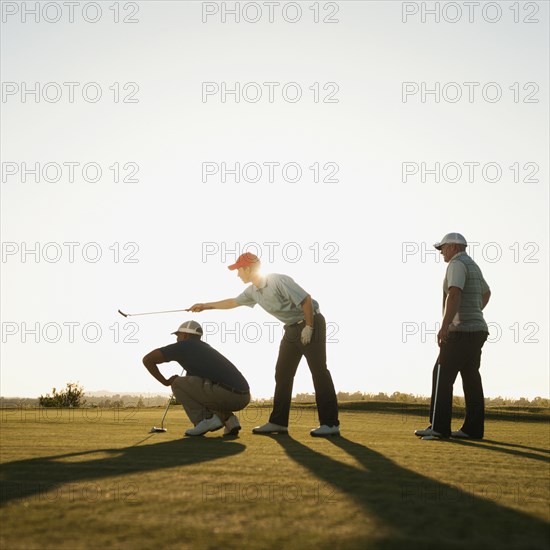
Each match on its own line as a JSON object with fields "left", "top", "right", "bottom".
{"left": 301, "top": 325, "right": 314, "bottom": 345}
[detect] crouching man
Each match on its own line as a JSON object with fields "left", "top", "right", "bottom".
{"left": 142, "top": 320, "right": 251, "bottom": 437}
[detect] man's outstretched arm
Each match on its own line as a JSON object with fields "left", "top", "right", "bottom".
{"left": 187, "top": 298, "right": 240, "bottom": 312}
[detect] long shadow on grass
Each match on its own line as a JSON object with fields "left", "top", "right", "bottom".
{"left": 332, "top": 402, "right": 550, "bottom": 423}
{"left": 273, "top": 435, "right": 549, "bottom": 550}
{"left": 448, "top": 438, "right": 550, "bottom": 463}
{"left": 0, "top": 438, "right": 244, "bottom": 506}
{"left": 466, "top": 439, "right": 550, "bottom": 455}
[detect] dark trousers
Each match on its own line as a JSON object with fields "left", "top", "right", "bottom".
{"left": 429, "top": 331, "right": 488, "bottom": 438}
{"left": 269, "top": 313, "right": 339, "bottom": 427}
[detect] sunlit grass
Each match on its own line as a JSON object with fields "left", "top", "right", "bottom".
{"left": 1, "top": 404, "right": 548, "bottom": 549}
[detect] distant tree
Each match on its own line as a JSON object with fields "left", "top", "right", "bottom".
{"left": 391, "top": 392, "right": 411, "bottom": 402}
{"left": 39, "top": 382, "right": 86, "bottom": 408}
{"left": 294, "top": 393, "right": 315, "bottom": 402}
{"left": 488, "top": 396, "right": 505, "bottom": 406}
{"left": 375, "top": 392, "right": 390, "bottom": 401}
{"left": 531, "top": 396, "right": 549, "bottom": 407}
{"left": 348, "top": 391, "right": 364, "bottom": 401}
{"left": 515, "top": 397, "right": 531, "bottom": 407}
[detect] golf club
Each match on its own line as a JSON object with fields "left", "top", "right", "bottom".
{"left": 150, "top": 367, "right": 184, "bottom": 433}
{"left": 150, "top": 396, "right": 172, "bottom": 433}
{"left": 118, "top": 308, "right": 190, "bottom": 318}
{"left": 431, "top": 362, "right": 441, "bottom": 427}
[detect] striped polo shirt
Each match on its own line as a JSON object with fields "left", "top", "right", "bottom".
{"left": 444, "top": 252, "right": 490, "bottom": 333}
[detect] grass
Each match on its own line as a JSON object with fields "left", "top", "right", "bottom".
{"left": 1, "top": 403, "right": 548, "bottom": 549}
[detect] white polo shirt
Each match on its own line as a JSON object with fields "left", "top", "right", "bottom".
{"left": 236, "top": 273, "right": 320, "bottom": 325}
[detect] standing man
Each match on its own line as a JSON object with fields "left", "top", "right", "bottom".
{"left": 188, "top": 252, "right": 340, "bottom": 437}
{"left": 415, "top": 233, "right": 491, "bottom": 441}
{"left": 143, "top": 320, "right": 250, "bottom": 437}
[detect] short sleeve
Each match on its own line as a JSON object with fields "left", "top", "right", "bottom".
{"left": 158, "top": 343, "right": 180, "bottom": 362}
{"left": 275, "top": 275, "right": 309, "bottom": 307}
{"left": 235, "top": 286, "right": 257, "bottom": 308}
{"left": 446, "top": 260, "right": 467, "bottom": 290}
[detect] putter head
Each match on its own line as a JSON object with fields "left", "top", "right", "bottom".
{"left": 150, "top": 427, "right": 167, "bottom": 433}
{"left": 118, "top": 309, "right": 128, "bottom": 318}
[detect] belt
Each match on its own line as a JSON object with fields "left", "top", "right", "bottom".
{"left": 214, "top": 381, "right": 250, "bottom": 395}
{"left": 286, "top": 310, "right": 320, "bottom": 328}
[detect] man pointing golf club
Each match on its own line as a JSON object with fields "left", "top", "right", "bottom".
{"left": 188, "top": 253, "right": 340, "bottom": 437}
{"left": 143, "top": 320, "right": 250, "bottom": 436}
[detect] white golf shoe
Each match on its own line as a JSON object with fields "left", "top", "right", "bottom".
{"left": 414, "top": 427, "right": 440, "bottom": 437}
{"left": 185, "top": 415, "right": 223, "bottom": 436}
{"left": 310, "top": 425, "right": 340, "bottom": 437}
{"left": 223, "top": 415, "right": 241, "bottom": 436}
{"left": 252, "top": 422, "right": 288, "bottom": 434}
{"left": 415, "top": 427, "right": 445, "bottom": 440}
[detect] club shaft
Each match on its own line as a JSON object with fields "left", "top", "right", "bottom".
{"left": 121, "top": 308, "right": 188, "bottom": 317}
{"left": 159, "top": 396, "right": 172, "bottom": 428}
{"left": 159, "top": 367, "right": 183, "bottom": 428}
{"left": 432, "top": 362, "right": 441, "bottom": 426}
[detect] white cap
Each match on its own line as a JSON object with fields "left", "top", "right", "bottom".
{"left": 171, "top": 320, "right": 203, "bottom": 336}
{"left": 433, "top": 232, "right": 467, "bottom": 250}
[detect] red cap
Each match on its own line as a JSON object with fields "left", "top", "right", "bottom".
{"left": 228, "top": 253, "right": 260, "bottom": 271}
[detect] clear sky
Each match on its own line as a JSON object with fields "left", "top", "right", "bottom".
{"left": 1, "top": 1, "right": 548, "bottom": 400}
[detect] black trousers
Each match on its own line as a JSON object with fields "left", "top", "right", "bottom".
{"left": 269, "top": 313, "right": 339, "bottom": 427}
{"left": 429, "top": 331, "right": 488, "bottom": 438}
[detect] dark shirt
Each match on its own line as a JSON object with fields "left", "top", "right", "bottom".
{"left": 159, "top": 339, "right": 249, "bottom": 392}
